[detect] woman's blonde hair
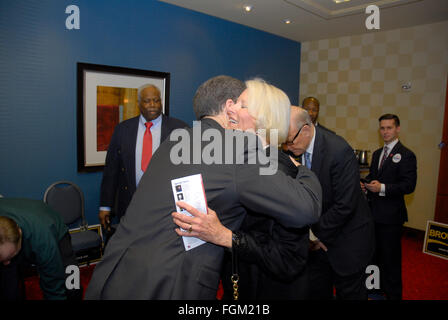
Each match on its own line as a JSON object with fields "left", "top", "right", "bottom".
{"left": 245, "top": 78, "right": 290, "bottom": 145}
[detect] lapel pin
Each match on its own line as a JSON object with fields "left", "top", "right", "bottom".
{"left": 392, "top": 153, "right": 401, "bottom": 163}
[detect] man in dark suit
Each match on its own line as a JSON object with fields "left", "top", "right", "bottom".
{"left": 98, "top": 84, "right": 188, "bottom": 230}
{"left": 85, "top": 76, "right": 322, "bottom": 300}
{"left": 286, "top": 106, "right": 374, "bottom": 300}
{"left": 302, "top": 96, "right": 334, "bottom": 133}
{"left": 362, "top": 113, "right": 417, "bottom": 300}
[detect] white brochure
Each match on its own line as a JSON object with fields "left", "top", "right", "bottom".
{"left": 171, "top": 173, "right": 208, "bottom": 251}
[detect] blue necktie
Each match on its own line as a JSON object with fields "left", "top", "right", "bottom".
{"left": 304, "top": 152, "right": 312, "bottom": 169}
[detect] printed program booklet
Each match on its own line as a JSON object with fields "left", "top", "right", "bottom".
{"left": 171, "top": 173, "right": 208, "bottom": 251}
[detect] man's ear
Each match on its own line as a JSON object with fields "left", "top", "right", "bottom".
{"left": 224, "top": 99, "right": 237, "bottom": 114}
{"left": 302, "top": 124, "right": 314, "bottom": 140}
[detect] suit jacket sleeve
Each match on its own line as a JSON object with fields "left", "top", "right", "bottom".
{"left": 312, "top": 143, "right": 361, "bottom": 244}
{"left": 236, "top": 163, "right": 322, "bottom": 229}
{"left": 100, "top": 125, "right": 121, "bottom": 208}
{"left": 384, "top": 150, "right": 417, "bottom": 197}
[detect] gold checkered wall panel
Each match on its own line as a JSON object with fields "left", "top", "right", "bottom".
{"left": 299, "top": 20, "right": 448, "bottom": 230}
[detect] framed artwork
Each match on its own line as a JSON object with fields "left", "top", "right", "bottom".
{"left": 77, "top": 62, "right": 170, "bottom": 172}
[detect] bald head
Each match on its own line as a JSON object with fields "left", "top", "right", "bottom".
{"left": 290, "top": 106, "right": 313, "bottom": 131}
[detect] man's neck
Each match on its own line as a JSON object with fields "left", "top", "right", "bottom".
{"left": 203, "top": 114, "right": 228, "bottom": 129}
{"left": 384, "top": 138, "right": 399, "bottom": 147}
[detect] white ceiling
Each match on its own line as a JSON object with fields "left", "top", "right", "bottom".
{"left": 159, "top": 0, "right": 448, "bottom": 42}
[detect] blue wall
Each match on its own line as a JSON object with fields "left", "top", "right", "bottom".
{"left": 0, "top": 0, "right": 301, "bottom": 223}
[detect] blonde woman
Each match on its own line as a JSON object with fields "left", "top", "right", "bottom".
{"left": 173, "top": 78, "right": 316, "bottom": 299}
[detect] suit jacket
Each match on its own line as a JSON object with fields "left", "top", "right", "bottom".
{"left": 100, "top": 114, "right": 189, "bottom": 220}
{"left": 315, "top": 122, "right": 334, "bottom": 134}
{"left": 85, "top": 118, "right": 322, "bottom": 300}
{"left": 366, "top": 141, "right": 417, "bottom": 225}
{"left": 221, "top": 148, "right": 310, "bottom": 300}
{"left": 310, "top": 127, "right": 375, "bottom": 276}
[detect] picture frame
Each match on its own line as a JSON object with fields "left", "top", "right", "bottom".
{"left": 77, "top": 62, "right": 170, "bottom": 172}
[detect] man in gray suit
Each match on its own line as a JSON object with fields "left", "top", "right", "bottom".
{"left": 85, "top": 75, "right": 322, "bottom": 300}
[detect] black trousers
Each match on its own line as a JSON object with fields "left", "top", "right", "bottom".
{"left": 0, "top": 232, "right": 82, "bottom": 300}
{"left": 307, "top": 249, "right": 367, "bottom": 300}
{"left": 371, "top": 222, "right": 403, "bottom": 300}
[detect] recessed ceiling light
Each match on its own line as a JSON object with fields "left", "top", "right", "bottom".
{"left": 244, "top": 5, "right": 253, "bottom": 12}
{"left": 333, "top": 0, "right": 350, "bottom": 3}
{"left": 284, "top": 19, "right": 292, "bottom": 24}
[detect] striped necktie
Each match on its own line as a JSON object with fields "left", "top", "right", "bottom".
{"left": 379, "top": 146, "right": 388, "bottom": 169}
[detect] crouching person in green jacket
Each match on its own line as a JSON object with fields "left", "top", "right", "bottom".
{"left": 0, "top": 198, "right": 82, "bottom": 300}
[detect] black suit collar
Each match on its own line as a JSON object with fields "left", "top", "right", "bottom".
{"left": 198, "top": 117, "right": 229, "bottom": 137}
{"left": 378, "top": 140, "right": 402, "bottom": 174}
{"left": 378, "top": 141, "right": 402, "bottom": 173}
{"left": 121, "top": 116, "right": 140, "bottom": 189}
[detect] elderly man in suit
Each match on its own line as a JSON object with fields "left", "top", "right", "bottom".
{"left": 286, "top": 106, "right": 374, "bottom": 300}
{"left": 98, "top": 84, "right": 188, "bottom": 230}
{"left": 85, "top": 76, "right": 321, "bottom": 300}
{"left": 362, "top": 113, "right": 417, "bottom": 300}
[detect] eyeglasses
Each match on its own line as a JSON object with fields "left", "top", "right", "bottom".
{"left": 285, "top": 124, "right": 307, "bottom": 146}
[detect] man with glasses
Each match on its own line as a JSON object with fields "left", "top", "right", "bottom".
{"left": 285, "top": 106, "right": 374, "bottom": 300}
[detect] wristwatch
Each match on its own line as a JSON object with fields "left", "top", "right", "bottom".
{"left": 232, "top": 231, "right": 241, "bottom": 247}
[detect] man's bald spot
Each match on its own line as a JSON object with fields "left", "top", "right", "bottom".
{"left": 290, "top": 106, "right": 302, "bottom": 130}
{"left": 290, "top": 105, "right": 311, "bottom": 129}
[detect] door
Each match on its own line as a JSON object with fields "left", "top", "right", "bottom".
{"left": 434, "top": 76, "right": 448, "bottom": 224}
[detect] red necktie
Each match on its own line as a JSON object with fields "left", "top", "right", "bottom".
{"left": 141, "top": 122, "right": 153, "bottom": 172}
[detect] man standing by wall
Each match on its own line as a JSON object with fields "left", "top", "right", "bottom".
{"left": 99, "top": 84, "right": 189, "bottom": 230}
{"left": 301, "top": 97, "right": 333, "bottom": 133}
{"left": 362, "top": 113, "right": 417, "bottom": 300}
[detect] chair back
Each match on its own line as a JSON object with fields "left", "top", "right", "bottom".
{"left": 43, "top": 181, "right": 86, "bottom": 226}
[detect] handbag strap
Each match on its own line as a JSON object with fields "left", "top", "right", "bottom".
{"left": 231, "top": 232, "right": 240, "bottom": 300}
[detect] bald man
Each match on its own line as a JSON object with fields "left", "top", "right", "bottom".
{"left": 99, "top": 84, "right": 189, "bottom": 231}
{"left": 285, "top": 106, "right": 374, "bottom": 300}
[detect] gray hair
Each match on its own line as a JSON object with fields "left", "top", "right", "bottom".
{"left": 138, "top": 84, "right": 161, "bottom": 101}
{"left": 292, "top": 106, "right": 313, "bottom": 128}
{"left": 193, "top": 75, "right": 246, "bottom": 120}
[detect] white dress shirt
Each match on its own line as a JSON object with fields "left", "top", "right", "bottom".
{"left": 303, "top": 126, "right": 319, "bottom": 241}
{"left": 378, "top": 138, "right": 399, "bottom": 196}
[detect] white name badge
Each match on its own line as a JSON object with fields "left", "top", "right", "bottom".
{"left": 392, "top": 153, "right": 401, "bottom": 163}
